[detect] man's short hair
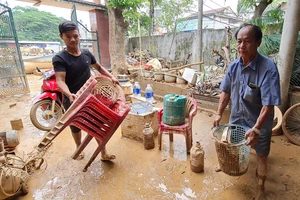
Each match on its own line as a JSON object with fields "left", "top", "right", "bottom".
{"left": 235, "top": 23, "right": 262, "bottom": 41}
{"left": 58, "top": 21, "right": 79, "bottom": 34}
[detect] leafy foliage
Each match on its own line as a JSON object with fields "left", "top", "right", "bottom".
{"left": 262, "top": 9, "right": 284, "bottom": 25}
{"left": 12, "top": 6, "right": 65, "bottom": 42}
{"left": 237, "top": 0, "right": 284, "bottom": 19}
{"left": 247, "top": 9, "right": 284, "bottom": 34}
{"left": 258, "top": 33, "right": 300, "bottom": 86}
{"left": 237, "top": 0, "right": 256, "bottom": 13}
{"left": 125, "top": 12, "right": 151, "bottom": 37}
{"left": 123, "top": 0, "right": 193, "bottom": 37}
{"left": 237, "top": 0, "right": 284, "bottom": 35}
{"left": 106, "top": 0, "right": 150, "bottom": 37}
{"left": 107, "top": 0, "right": 144, "bottom": 10}
{"left": 155, "top": 0, "right": 193, "bottom": 34}
{"left": 258, "top": 34, "right": 281, "bottom": 56}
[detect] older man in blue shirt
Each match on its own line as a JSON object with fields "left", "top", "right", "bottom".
{"left": 213, "top": 24, "right": 281, "bottom": 200}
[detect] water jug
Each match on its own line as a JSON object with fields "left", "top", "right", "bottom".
{"left": 163, "top": 94, "right": 186, "bottom": 125}
{"left": 143, "top": 122, "right": 155, "bottom": 150}
{"left": 190, "top": 141, "right": 204, "bottom": 173}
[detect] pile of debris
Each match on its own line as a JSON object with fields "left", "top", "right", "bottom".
{"left": 192, "top": 66, "right": 224, "bottom": 96}
{"left": 124, "top": 49, "right": 225, "bottom": 97}
{"left": 126, "top": 49, "right": 153, "bottom": 67}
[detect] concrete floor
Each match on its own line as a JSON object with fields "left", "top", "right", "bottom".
{"left": 1, "top": 74, "right": 299, "bottom": 200}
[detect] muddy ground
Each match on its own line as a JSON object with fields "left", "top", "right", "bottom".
{"left": 1, "top": 74, "right": 299, "bottom": 200}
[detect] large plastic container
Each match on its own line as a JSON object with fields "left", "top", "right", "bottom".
{"left": 163, "top": 94, "right": 186, "bottom": 125}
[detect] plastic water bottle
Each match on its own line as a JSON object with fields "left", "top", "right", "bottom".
{"left": 133, "top": 82, "right": 141, "bottom": 97}
{"left": 145, "top": 84, "right": 154, "bottom": 103}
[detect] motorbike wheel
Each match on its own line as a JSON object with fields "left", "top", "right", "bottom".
{"left": 30, "top": 99, "right": 63, "bottom": 131}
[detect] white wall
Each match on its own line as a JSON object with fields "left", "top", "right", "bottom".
{"left": 126, "top": 28, "right": 237, "bottom": 66}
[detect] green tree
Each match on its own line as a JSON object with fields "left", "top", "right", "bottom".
{"left": 12, "top": 6, "right": 65, "bottom": 42}
{"left": 154, "top": 0, "right": 193, "bottom": 59}
{"left": 155, "top": 0, "right": 193, "bottom": 33}
{"left": 125, "top": 10, "right": 150, "bottom": 37}
{"left": 237, "top": 0, "right": 284, "bottom": 19}
{"left": 123, "top": 0, "right": 193, "bottom": 59}
{"left": 104, "top": 0, "right": 148, "bottom": 75}
{"left": 236, "top": 0, "right": 284, "bottom": 36}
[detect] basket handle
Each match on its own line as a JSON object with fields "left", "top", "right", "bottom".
{"left": 211, "top": 127, "right": 218, "bottom": 141}
{"left": 211, "top": 124, "right": 247, "bottom": 145}
{"left": 221, "top": 126, "right": 231, "bottom": 143}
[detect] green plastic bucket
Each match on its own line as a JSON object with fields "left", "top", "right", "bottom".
{"left": 163, "top": 94, "right": 186, "bottom": 125}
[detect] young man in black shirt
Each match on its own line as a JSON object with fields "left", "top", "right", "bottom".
{"left": 53, "top": 21, "right": 119, "bottom": 160}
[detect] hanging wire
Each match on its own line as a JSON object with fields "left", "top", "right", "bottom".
{"left": 209, "top": 0, "right": 228, "bottom": 9}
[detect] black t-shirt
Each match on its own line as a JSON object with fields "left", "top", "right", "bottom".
{"left": 52, "top": 49, "right": 96, "bottom": 94}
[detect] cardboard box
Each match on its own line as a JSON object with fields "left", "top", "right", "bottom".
{"left": 10, "top": 119, "right": 23, "bottom": 130}
{"left": 121, "top": 109, "right": 159, "bottom": 142}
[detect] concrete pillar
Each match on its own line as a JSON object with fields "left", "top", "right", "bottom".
{"left": 89, "top": 8, "right": 110, "bottom": 68}
{"left": 277, "top": 0, "right": 300, "bottom": 112}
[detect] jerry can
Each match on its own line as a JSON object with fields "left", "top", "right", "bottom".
{"left": 163, "top": 94, "right": 186, "bottom": 125}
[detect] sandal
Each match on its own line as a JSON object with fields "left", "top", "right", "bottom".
{"left": 75, "top": 152, "right": 84, "bottom": 160}
{"left": 101, "top": 153, "right": 116, "bottom": 161}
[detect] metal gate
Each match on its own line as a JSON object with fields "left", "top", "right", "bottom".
{"left": 0, "top": 3, "right": 29, "bottom": 96}
{"left": 70, "top": 4, "right": 101, "bottom": 63}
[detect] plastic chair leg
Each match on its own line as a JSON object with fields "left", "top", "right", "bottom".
{"left": 83, "top": 144, "right": 103, "bottom": 172}
{"left": 71, "top": 134, "right": 93, "bottom": 159}
{"left": 158, "top": 128, "right": 162, "bottom": 150}
{"left": 186, "top": 135, "right": 191, "bottom": 154}
{"left": 186, "top": 130, "right": 192, "bottom": 154}
{"left": 169, "top": 133, "right": 173, "bottom": 142}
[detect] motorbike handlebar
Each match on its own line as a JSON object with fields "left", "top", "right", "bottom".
{"left": 41, "top": 69, "right": 55, "bottom": 80}
{"left": 36, "top": 67, "right": 42, "bottom": 73}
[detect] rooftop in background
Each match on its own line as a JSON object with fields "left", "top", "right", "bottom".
{"left": 184, "top": 6, "right": 238, "bottom": 20}
{"left": 177, "top": 6, "right": 242, "bottom": 32}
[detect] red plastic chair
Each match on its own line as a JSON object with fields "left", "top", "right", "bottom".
{"left": 36, "top": 75, "right": 130, "bottom": 171}
{"left": 158, "top": 96, "right": 198, "bottom": 154}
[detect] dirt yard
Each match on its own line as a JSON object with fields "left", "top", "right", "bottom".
{"left": 0, "top": 74, "right": 299, "bottom": 200}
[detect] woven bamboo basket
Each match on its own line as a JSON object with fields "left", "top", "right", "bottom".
{"left": 211, "top": 124, "right": 250, "bottom": 176}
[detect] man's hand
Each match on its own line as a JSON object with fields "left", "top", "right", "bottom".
{"left": 68, "top": 93, "right": 78, "bottom": 103}
{"left": 213, "top": 114, "right": 222, "bottom": 128}
{"left": 111, "top": 77, "right": 120, "bottom": 85}
{"left": 244, "top": 129, "right": 259, "bottom": 146}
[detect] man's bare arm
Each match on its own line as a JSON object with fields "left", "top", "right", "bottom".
{"left": 213, "top": 91, "right": 230, "bottom": 127}
{"left": 216, "top": 91, "right": 230, "bottom": 115}
{"left": 91, "top": 63, "right": 113, "bottom": 78}
{"left": 254, "top": 105, "right": 274, "bottom": 130}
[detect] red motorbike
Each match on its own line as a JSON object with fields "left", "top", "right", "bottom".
{"left": 30, "top": 67, "right": 65, "bottom": 131}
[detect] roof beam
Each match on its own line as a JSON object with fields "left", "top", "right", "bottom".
{"left": 15, "top": 0, "right": 106, "bottom": 11}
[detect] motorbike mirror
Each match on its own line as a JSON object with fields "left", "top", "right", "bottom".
{"left": 36, "top": 67, "right": 41, "bottom": 72}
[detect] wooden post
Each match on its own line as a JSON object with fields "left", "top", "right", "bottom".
{"left": 277, "top": 0, "right": 300, "bottom": 112}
